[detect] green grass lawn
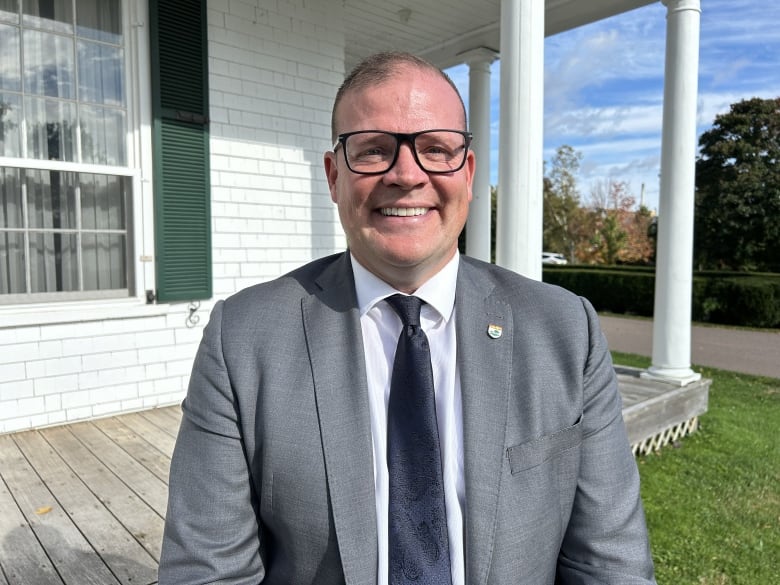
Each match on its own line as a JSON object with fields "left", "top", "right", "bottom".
{"left": 612, "top": 352, "right": 780, "bottom": 585}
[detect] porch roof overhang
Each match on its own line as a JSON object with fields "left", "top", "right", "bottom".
{"left": 343, "top": 0, "right": 657, "bottom": 70}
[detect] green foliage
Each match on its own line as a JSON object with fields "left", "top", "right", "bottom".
{"left": 551, "top": 264, "right": 656, "bottom": 274}
{"left": 544, "top": 145, "right": 583, "bottom": 260}
{"left": 580, "top": 179, "right": 654, "bottom": 266}
{"left": 545, "top": 266, "right": 780, "bottom": 327}
{"left": 695, "top": 97, "right": 780, "bottom": 271}
{"left": 597, "top": 213, "right": 627, "bottom": 265}
{"left": 614, "top": 352, "right": 780, "bottom": 585}
{"left": 538, "top": 146, "right": 654, "bottom": 266}
{"left": 543, "top": 267, "right": 655, "bottom": 315}
{"left": 693, "top": 276, "right": 780, "bottom": 327}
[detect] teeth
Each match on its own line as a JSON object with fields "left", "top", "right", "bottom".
{"left": 380, "top": 207, "right": 428, "bottom": 217}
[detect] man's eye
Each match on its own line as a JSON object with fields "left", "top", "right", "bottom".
{"left": 420, "top": 145, "right": 454, "bottom": 159}
{"left": 361, "top": 147, "right": 386, "bottom": 156}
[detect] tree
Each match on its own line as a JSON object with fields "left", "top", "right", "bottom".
{"left": 544, "top": 145, "right": 583, "bottom": 262}
{"left": 694, "top": 97, "right": 780, "bottom": 271}
{"left": 584, "top": 180, "right": 629, "bottom": 264}
{"left": 621, "top": 204, "right": 656, "bottom": 265}
{"left": 582, "top": 180, "right": 654, "bottom": 265}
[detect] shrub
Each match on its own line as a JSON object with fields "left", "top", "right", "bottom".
{"left": 543, "top": 266, "right": 780, "bottom": 328}
{"left": 693, "top": 277, "right": 780, "bottom": 327}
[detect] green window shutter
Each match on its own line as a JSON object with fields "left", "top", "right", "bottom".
{"left": 150, "top": 0, "right": 212, "bottom": 303}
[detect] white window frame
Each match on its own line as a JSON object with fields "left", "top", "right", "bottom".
{"left": 0, "top": 0, "right": 160, "bottom": 326}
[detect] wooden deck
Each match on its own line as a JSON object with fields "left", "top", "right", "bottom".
{"left": 0, "top": 373, "right": 708, "bottom": 585}
{"left": 0, "top": 408, "right": 178, "bottom": 585}
{"left": 616, "top": 366, "right": 710, "bottom": 455}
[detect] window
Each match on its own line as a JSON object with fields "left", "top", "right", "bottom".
{"left": 0, "top": 0, "right": 132, "bottom": 303}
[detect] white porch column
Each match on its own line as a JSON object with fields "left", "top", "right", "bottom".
{"left": 463, "top": 48, "right": 498, "bottom": 262}
{"left": 496, "top": 0, "right": 544, "bottom": 280}
{"left": 643, "top": 0, "right": 702, "bottom": 385}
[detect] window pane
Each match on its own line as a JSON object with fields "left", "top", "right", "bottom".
{"left": 82, "top": 232, "right": 125, "bottom": 290}
{"left": 76, "top": 0, "right": 121, "bottom": 44}
{"left": 29, "top": 230, "right": 77, "bottom": 292}
{"left": 22, "top": 0, "right": 72, "bottom": 34}
{"left": 2, "top": 0, "right": 131, "bottom": 302}
{"left": 25, "top": 96, "right": 76, "bottom": 160}
{"left": 0, "top": 166, "right": 24, "bottom": 293}
{"left": 0, "top": 93, "right": 22, "bottom": 157}
{"left": 23, "top": 29, "right": 74, "bottom": 98}
{"left": 0, "top": 0, "right": 18, "bottom": 24}
{"left": 80, "top": 104, "right": 125, "bottom": 165}
{"left": 0, "top": 231, "right": 25, "bottom": 293}
{"left": 26, "top": 168, "right": 76, "bottom": 229}
{"left": 80, "top": 173, "right": 125, "bottom": 230}
{"left": 0, "top": 166, "right": 22, "bottom": 227}
{"left": 0, "top": 23, "right": 21, "bottom": 90}
{"left": 78, "top": 40, "right": 123, "bottom": 105}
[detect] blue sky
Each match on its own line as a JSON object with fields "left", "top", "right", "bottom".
{"left": 446, "top": 0, "right": 780, "bottom": 212}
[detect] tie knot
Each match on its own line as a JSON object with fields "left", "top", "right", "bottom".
{"left": 386, "top": 294, "right": 423, "bottom": 328}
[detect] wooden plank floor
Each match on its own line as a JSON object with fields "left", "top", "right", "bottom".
{"left": 0, "top": 374, "right": 709, "bottom": 584}
{"left": 0, "top": 407, "right": 180, "bottom": 585}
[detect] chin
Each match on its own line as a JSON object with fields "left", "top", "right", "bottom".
{"left": 378, "top": 245, "right": 431, "bottom": 265}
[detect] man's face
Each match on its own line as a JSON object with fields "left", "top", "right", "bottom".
{"left": 324, "top": 66, "right": 475, "bottom": 293}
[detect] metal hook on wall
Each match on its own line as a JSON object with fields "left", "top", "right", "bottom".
{"left": 186, "top": 301, "right": 201, "bottom": 328}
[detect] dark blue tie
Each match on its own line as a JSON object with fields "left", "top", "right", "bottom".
{"left": 386, "top": 294, "right": 452, "bottom": 585}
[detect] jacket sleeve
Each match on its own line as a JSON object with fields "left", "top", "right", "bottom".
{"left": 158, "top": 300, "right": 265, "bottom": 585}
{"left": 556, "top": 298, "right": 657, "bottom": 584}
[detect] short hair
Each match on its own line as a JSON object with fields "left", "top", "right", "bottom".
{"left": 331, "top": 51, "right": 467, "bottom": 140}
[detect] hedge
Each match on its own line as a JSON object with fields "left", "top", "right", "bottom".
{"left": 542, "top": 266, "right": 780, "bottom": 328}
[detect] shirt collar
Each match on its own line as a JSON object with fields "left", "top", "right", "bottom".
{"left": 351, "top": 252, "right": 459, "bottom": 323}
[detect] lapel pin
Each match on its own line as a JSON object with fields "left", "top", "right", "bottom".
{"left": 487, "top": 324, "right": 503, "bottom": 339}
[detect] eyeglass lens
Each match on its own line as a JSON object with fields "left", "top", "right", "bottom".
{"left": 343, "top": 131, "right": 468, "bottom": 174}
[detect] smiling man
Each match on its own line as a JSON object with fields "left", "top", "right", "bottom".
{"left": 159, "top": 52, "right": 656, "bottom": 585}
{"left": 324, "top": 59, "right": 474, "bottom": 294}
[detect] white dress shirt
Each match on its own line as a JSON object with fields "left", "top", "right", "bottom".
{"left": 351, "top": 253, "right": 465, "bottom": 585}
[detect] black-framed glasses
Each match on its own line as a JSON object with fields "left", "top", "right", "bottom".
{"left": 333, "top": 129, "right": 472, "bottom": 175}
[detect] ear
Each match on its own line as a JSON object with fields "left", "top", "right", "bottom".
{"left": 324, "top": 151, "right": 339, "bottom": 203}
{"left": 464, "top": 150, "right": 476, "bottom": 202}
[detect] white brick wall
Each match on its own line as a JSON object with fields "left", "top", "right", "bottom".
{"left": 0, "top": 302, "right": 206, "bottom": 433}
{"left": 208, "top": 0, "right": 347, "bottom": 297}
{"left": 0, "top": 0, "right": 349, "bottom": 433}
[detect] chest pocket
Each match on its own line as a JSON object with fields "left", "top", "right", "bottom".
{"left": 507, "top": 416, "right": 583, "bottom": 474}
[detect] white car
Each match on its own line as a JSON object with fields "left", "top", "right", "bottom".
{"left": 542, "top": 252, "right": 568, "bottom": 265}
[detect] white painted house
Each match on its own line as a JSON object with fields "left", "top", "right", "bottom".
{"left": 0, "top": 0, "right": 702, "bottom": 433}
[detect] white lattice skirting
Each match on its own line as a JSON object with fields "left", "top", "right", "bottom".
{"left": 631, "top": 416, "right": 700, "bottom": 456}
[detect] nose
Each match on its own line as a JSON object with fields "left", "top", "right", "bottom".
{"left": 382, "top": 141, "right": 428, "bottom": 188}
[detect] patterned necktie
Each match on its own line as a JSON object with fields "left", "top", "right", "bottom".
{"left": 385, "top": 294, "right": 452, "bottom": 585}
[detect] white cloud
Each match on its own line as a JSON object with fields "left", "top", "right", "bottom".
{"left": 562, "top": 136, "right": 661, "bottom": 160}
{"left": 545, "top": 102, "right": 663, "bottom": 140}
{"left": 544, "top": 28, "right": 623, "bottom": 110}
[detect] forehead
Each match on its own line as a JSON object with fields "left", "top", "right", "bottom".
{"left": 334, "top": 67, "right": 465, "bottom": 133}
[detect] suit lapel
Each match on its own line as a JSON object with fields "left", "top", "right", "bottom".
{"left": 456, "top": 260, "right": 513, "bottom": 585}
{"left": 302, "top": 253, "right": 378, "bottom": 585}
{"left": 301, "top": 254, "right": 514, "bottom": 585}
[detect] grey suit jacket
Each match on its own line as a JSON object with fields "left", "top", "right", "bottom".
{"left": 159, "top": 252, "right": 656, "bottom": 584}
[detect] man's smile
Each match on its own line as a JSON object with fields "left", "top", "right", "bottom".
{"left": 379, "top": 207, "right": 430, "bottom": 217}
